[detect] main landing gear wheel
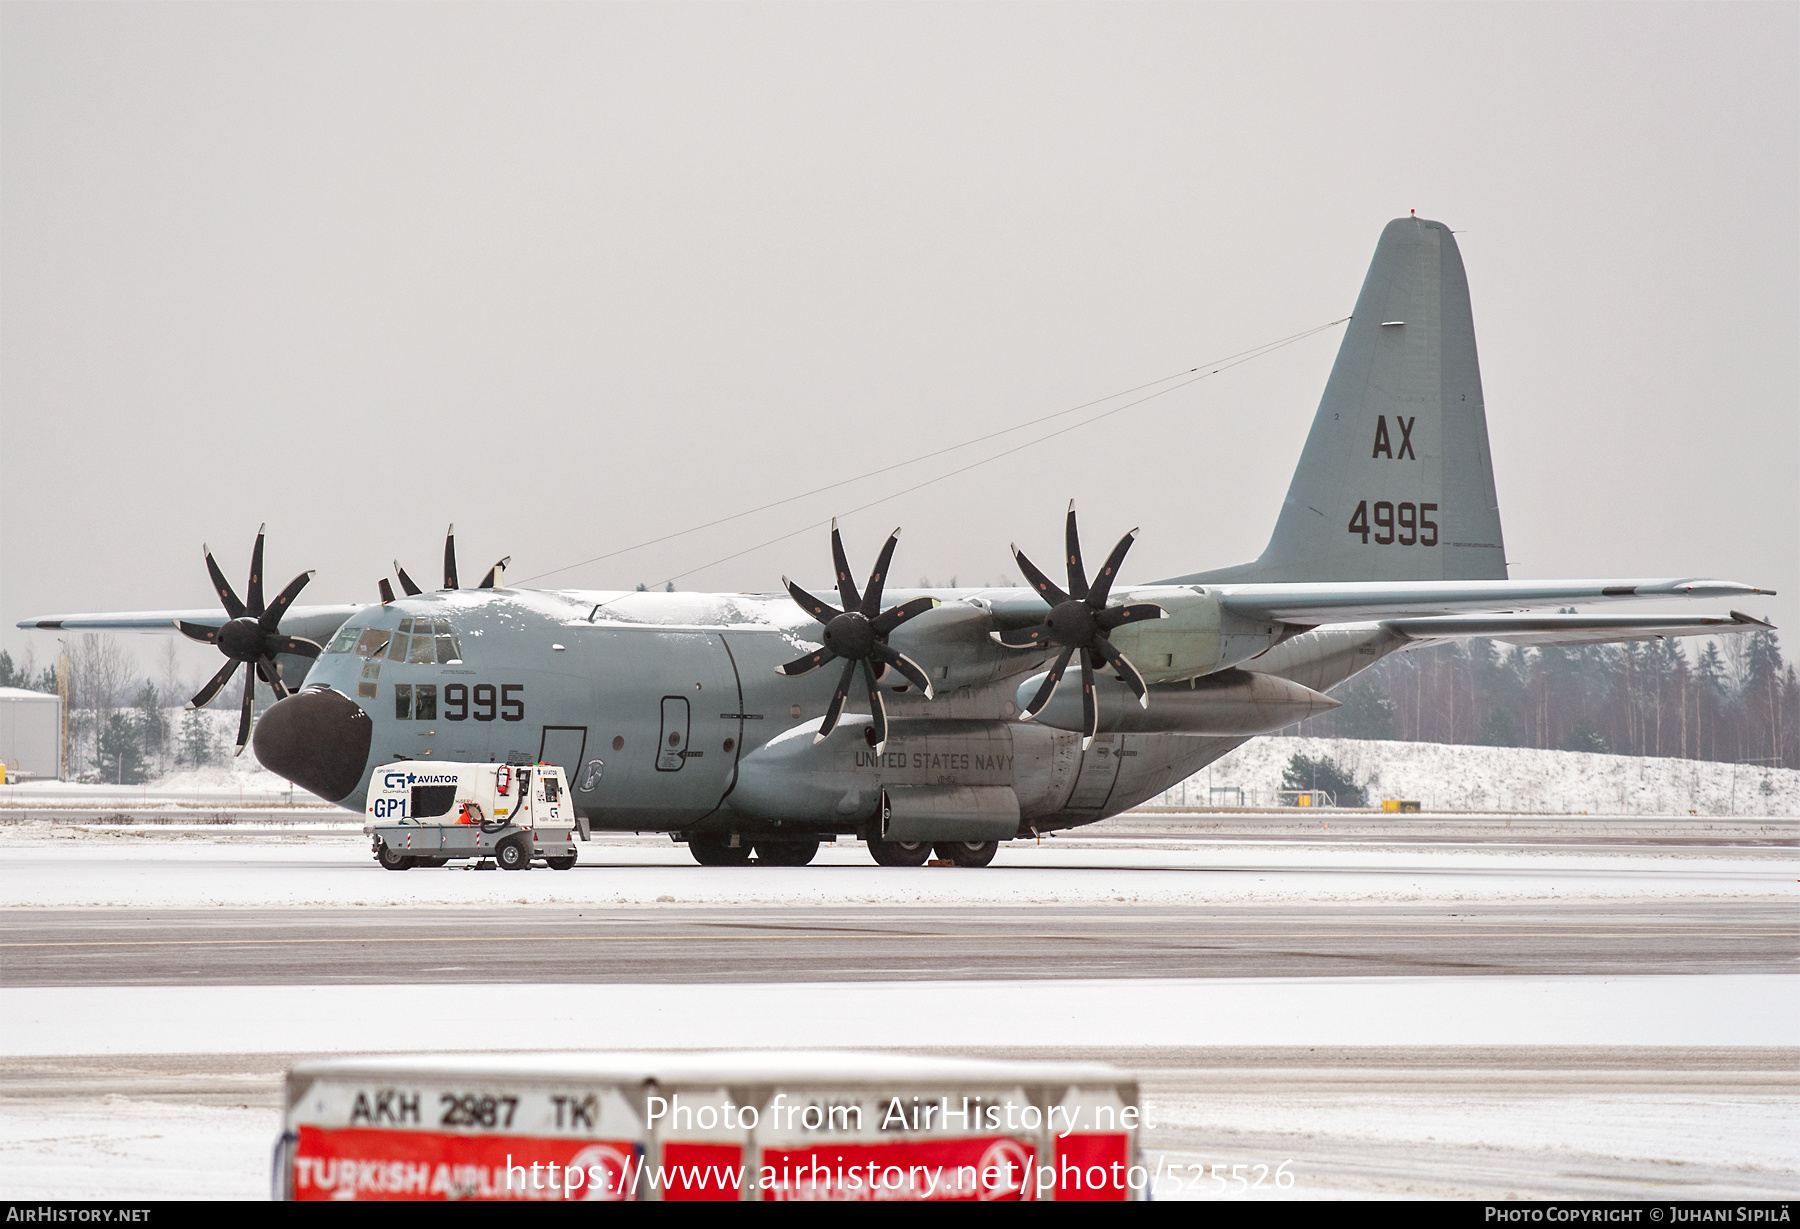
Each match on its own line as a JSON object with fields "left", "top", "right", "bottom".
{"left": 377, "top": 845, "right": 414, "bottom": 871}
{"left": 753, "top": 838, "right": 819, "bottom": 867}
{"left": 934, "top": 840, "right": 999, "bottom": 868}
{"left": 867, "top": 839, "right": 931, "bottom": 867}
{"left": 688, "top": 833, "right": 753, "bottom": 866}
{"left": 546, "top": 854, "right": 577, "bottom": 871}
{"left": 496, "top": 837, "right": 532, "bottom": 871}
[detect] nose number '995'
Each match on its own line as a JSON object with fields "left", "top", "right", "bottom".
{"left": 442, "top": 683, "right": 524, "bottom": 722}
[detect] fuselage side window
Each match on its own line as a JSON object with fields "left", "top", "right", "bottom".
{"left": 414, "top": 684, "right": 438, "bottom": 721}
{"left": 394, "top": 684, "right": 413, "bottom": 721}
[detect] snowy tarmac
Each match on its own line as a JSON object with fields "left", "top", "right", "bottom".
{"left": 0, "top": 814, "right": 1794, "bottom": 1200}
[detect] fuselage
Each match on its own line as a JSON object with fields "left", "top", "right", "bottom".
{"left": 281, "top": 585, "right": 1386, "bottom": 838}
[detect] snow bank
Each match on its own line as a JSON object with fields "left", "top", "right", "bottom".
{"left": 1160, "top": 737, "right": 1800, "bottom": 816}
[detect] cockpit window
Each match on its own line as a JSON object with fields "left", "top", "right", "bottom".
{"left": 352, "top": 628, "right": 392, "bottom": 658}
{"left": 325, "top": 617, "right": 461, "bottom": 662}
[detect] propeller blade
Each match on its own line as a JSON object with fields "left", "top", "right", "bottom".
{"left": 1065, "top": 501, "right": 1088, "bottom": 601}
{"left": 204, "top": 547, "right": 247, "bottom": 620}
{"left": 1079, "top": 654, "right": 1097, "bottom": 749}
{"left": 1011, "top": 546, "right": 1071, "bottom": 608}
{"left": 1020, "top": 645, "right": 1075, "bottom": 719}
{"left": 784, "top": 579, "right": 842, "bottom": 624}
{"left": 1086, "top": 528, "right": 1139, "bottom": 609}
{"left": 990, "top": 624, "right": 1052, "bottom": 649}
{"left": 267, "top": 634, "right": 323, "bottom": 659}
{"left": 1097, "top": 602, "right": 1166, "bottom": 631}
{"left": 860, "top": 528, "right": 901, "bottom": 617}
{"left": 379, "top": 578, "right": 396, "bottom": 604}
{"left": 864, "top": 659, "right": 889, "bottom": 753}
{"left": 776, "top": 646, "right": 838, "bottom": 678}
{"left": 394, "top": 563, "right": 423, "bottom": 597}
{"left": 175, "top": 620, "right": 220, "bottom": 645}
{"left": 258, "top": 655, "right": 291, "bottom": 701}
{"left": 814, "top": 657, "right": 858, "bottom": 743}
{"left": 189, "top": 658, "right": 241, "bottom": 710}
{"left": 1094, "top": 635, "right": 1149, "bottom": 708}
{"left": 234, "top": 671, "right": 255, "bottom": 755}
{"left": 869, "top": 595, "right": 937, "bottom": 635}
{"left": 260, "top": 571, "right": 313, "bottom": 629}
{"left": 247, "top": 524, "right": 267, "bottom": 616}
{"left": 478, "top": 556, "right": 511, "bottom": 589}
{"left": 871, "top": 643, "right": 934, "bottom": 698}
{"left": 829, "top": 519, "right": 861, "bottom": 613}
{"left": 443, "top": 525, "right": 459, "bottom": 590}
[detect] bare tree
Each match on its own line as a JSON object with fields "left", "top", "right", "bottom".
{"left": 70, "top": 634, "right": 133, "bottom": 776}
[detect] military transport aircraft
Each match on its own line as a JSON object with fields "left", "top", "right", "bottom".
{"left": 20, "top": 217, "right": 1775, "bottom": 867}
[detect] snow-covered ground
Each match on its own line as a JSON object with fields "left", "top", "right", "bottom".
{"left": 3, "top": 979, "right": 1795, "bottom": 1200}
{"left": 1, "top": 828, "right": 1791, "bottom": 909}
{"left": 1161, "top": 736, "right": 1800, "bottom": 816}
{"left": 6, "top": 975, "right": 1794, "bottom": 1055}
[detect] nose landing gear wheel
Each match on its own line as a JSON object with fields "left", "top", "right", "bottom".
{"left": 377, "top": 845, "right": 414, "bottom": 871}
{"left": 933, "top": 840, "right": 998, "bottom": 868}
{"left": 753, "top": 838, "right": 819, "bottom": 866}
{"left": 496, "top": 837, "right": 532, "bottom": 870}
{"left": 688, "top": 833, "right": 754, "bottom": 866}
{"left": 867, "top": 839, "right": 931, "bottom": 867}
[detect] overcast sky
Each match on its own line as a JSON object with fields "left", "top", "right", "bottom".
{"left": 2, "top": 2, "right": 1794, "bottom": 685}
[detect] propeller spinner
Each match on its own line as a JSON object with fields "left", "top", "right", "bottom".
{"left": 776, "top": 521, "right": 938, "bottom": 753}
{"left": 175, "top": 525, "right": 322, "bottom": 755}
{"left": 994, "top": 501, "right": 1165, "bottom": 748}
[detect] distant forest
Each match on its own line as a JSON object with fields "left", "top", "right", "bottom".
{"left": 1289, "top": 627, "right": 1797, "bottom": 770}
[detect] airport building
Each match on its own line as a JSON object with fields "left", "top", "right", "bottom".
{"left": 0, "top": 687, "right": 62, "bottom": 781}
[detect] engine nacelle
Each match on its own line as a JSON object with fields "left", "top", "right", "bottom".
{"left": 1103, "top": 587, "right": 1291, "bottom": 683}
{"left": 1017, "top": 666, "right": 1339, "bottom": 736}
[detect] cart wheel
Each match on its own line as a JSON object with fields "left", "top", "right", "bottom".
{"left": 867, "top": 839, "right": 931, "bottom": 867}
{"left": 496, "top": 837, "right": 531, "bottom": 871}
{"left": 377, "top": 845, "right": 414, "bottom": 871}
{"left": 933, "top": 840, "right": 999, "bottom": 868}
{"left": 546, "top": 854, "right": 577, "bottom": 871}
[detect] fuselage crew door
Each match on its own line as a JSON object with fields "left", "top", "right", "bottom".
{"left": 657, "top": 697, "right": 691, "bottom": 771}
{"left": 538, "top": 726, "right": 589, "bottom": 840}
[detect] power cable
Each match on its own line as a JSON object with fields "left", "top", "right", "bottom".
{"left": 519, "top": 316, "right": 1347, "bottom": 589}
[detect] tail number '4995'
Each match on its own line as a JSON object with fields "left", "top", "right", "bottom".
{"left": 1349, "top": 501, "right": 1438, "bottom": 546}
{"left": 442, "top": 683, "right": 524, "bottom": 722}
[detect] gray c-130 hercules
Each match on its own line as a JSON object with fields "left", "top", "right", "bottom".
{"left": 21, "top": 217, "right": 1776, "bottom": 867}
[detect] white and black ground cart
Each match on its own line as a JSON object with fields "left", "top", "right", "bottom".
{"left": 364, "top": 761, "right": 578, "bottom": 871}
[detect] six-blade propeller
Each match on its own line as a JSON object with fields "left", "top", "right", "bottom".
{"left": 175, "top": 525, "right": 322, "bottom": 755}
{"left": 775, "top": 521, "right": 938, "bottom": 753}
{"left": 994, "top": 501, "right": 1166, "bottom": 748}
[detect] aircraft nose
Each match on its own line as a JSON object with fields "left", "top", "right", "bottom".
{"left": 252, "top": 687, "right": 374, "bottom": 803}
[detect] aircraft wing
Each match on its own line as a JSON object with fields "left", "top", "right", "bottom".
{"left": 16, "top": 606, "right": 363, "bottom": 647}
{"left": 1208, "top": 578, "right": 1773, "bottom": 624}
{"left": 1383, "top": 609, "right": 1773, "bottom": 647}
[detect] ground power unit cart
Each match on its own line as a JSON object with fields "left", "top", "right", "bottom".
{"left": 365, "top": 761, "right": 578, "bottom": 872}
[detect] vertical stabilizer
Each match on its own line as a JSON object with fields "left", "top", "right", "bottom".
{"left": 1174, "top": 217, "right": 1507, "bottom": 584}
